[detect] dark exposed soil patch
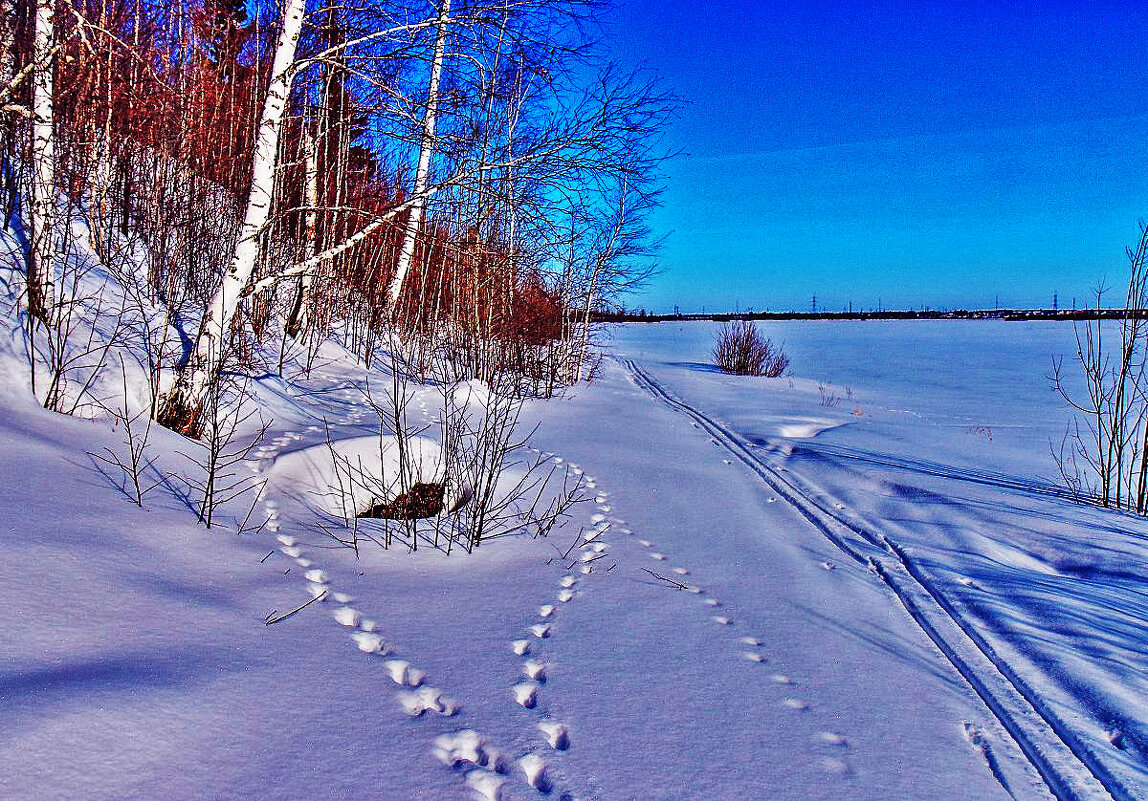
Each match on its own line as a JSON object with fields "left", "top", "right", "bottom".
{"left": 358, "top": 482, "right": 445, "bottom": 520}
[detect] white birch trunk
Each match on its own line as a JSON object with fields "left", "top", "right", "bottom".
{"left": 159, "top": 0, "right": 306, "bottom": 428}
{"left": 385, "top": 0, "right": 450, "bottom": 313}
{"left": 29, "top": 0, "right": 56, "bottom": 320}
{"left": 286, "top": 118, "right": 320, "bottom": 337}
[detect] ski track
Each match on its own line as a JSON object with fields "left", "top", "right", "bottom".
{"left": 621, "top": 357, "right": 1127, "bottom": 801}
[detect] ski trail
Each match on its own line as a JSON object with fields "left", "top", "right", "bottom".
{"left": 623, "top": 357, "right": 1122, "bottom": 801}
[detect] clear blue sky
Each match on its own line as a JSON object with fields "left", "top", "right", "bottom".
{"left": 605, "top": 0, "right": 1148, "bottom": 313}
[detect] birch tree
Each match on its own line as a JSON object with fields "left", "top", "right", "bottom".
{"left": 28, "top": 0, "right": 57, "bottom": 322}
{"left": 157, "top": 0, "right": 308, "bottom": 433}
{"left": 384, "top": 0, "right": 450, "bottom": 314}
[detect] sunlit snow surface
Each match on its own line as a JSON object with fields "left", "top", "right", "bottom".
{"left": 1, "top": 312, "right": 1145, "bottom": 800}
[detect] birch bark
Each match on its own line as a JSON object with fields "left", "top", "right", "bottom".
{"left": 384, "top": 0, "right": 450, "bottom": 314}
{"left": 29, "top": 0, "right": 57, "bottom": 321}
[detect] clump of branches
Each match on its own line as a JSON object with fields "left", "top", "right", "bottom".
{"left": 316, "top": 343, "right": 586, "bottom": 557}
{"left": 713, "top": 320, "right": 789, "bottom": 377}
{"left": 1052, "top": 221, "right": 1148, "bottom": 513}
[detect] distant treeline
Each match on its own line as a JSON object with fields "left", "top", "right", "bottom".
{"left": 593, "top": 308, "right": 1141, "bottom": 323}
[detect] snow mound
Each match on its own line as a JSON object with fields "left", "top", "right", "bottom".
{"left": 268, "top": 434, "right": 467, "bottom": 518}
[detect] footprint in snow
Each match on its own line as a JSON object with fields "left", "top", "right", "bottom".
{"left": 519, "top": 754, "right": 551, "bottom": 792}
{"left": 513, "top": 682, "right": 540, "bottom": 709}
{"left": 523, "top": 660, "right": 547, "bottom": 683}
{"left": 383, "top": 659, "right": 426, "bottom": 688}
{"left": 739, "top": 636, "right": 763, "bottom": 646}
{"left": 397, "top": 686, "right": 457, "bottom": 717}
{"left": 433, "top": 729, "right": 497, "bottom": 769}
{"left": 782, "top": 698, "right": 810, "bottom": 711}
{"left": 539, "top": 604, "right": 556, "bottom": 618}
{"left": 816, "top": 732, "right": 848, "bottom": 747}
{"left": 712, "top": 615, "right": 733, "bottom": 625}
{"left": 673, "top": 567, "right": 690, "bottom": 576}
{"left": 529, "top": 624, "right": 551, "bottom": 639}
{"left": 295, "top": 557, "right": 312, "bottom": 567}
{"left": 465, "top": 770, "right": 506, "bottom": 801}
{"left": 820, "top": 757, "right": 851, "bottom": 776}
{"left": 351, "top": 631, "right": 386, "bottom": 654}
{"left": 538, "top": 721, "right": 570, "bottom": 751}
{"left": 770, "top": 674, "right": 794, "bottom": 685}
{"left": 638, "top": 539, "right": 653, "bottom": 547}
{"left": 703, "top": 598, "right": 720, "bottom": 607}
{"left": 743, "top": 652, "right": 767, "bottom": 663}
{"left": 280, "top": 545, "right": 303, "bottom": 558}
{"left": 559, "top": 576, "right": 577, "bottom": 588}
{"left": 557, "top": 589, "right": 575, "bottom": 603}
{"left": 512, "top": 639, "right": 531, "bottom": 656}
{"left": 649, "top": 553, "right": 667, "bottom": 561}
{"left": 333, "top": 606, "right": 360, "bottom": 626}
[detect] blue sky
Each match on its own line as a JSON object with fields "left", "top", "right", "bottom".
{"left": 605, "top": 0, "right": 1148, "bottom": 313}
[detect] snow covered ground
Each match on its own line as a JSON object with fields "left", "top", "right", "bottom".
{"left": 2, "top": 316, "right": 1145, "bottom": 800}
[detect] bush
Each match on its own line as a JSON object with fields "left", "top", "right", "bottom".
{"left": 713, "top": 320, "right": 789, "bottom": 376}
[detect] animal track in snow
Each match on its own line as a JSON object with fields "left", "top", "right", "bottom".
{"left": 559, "top": 576, "right": 577, "bottom": 588}
{"left": 512, "top": 682, "right": 540, "bottom": 709}
{"left": 743, "top": 652, "right": 767, "bottom": 663}
{"left": 782, "top": 698, "right": 810, "bottom": 711}
{"left": 433, "top": 729, "right": 494, "bottom": 768}
{"left": 712, "top": 615, "right": 733, "bottom": 625}
{"left": 739, "top": 637, "right": 763, "bottom": 646}
{"left": 638, "top": 539, "right": 652, "bottom": 547}
{"left": 770, "top": 674, "right": 794, "bottom": 685}
{"left": 512, "top": 639, "right": 531, "bottom": 656}
{"left": 351, "top": 631, "right": 386, "bottom": 654}
{"left": 529, "top": 623, "right": 551, "bottom": 638}
{"left": 649, "top": 553, "right": 667, "bottom": 561}
{"left": 539, "top": 604, "right": 556, "bottom": 618}
{"left": 820, "top": 757, "right": 850, "bottom": 776}
{"left": 466, "top": 770, "right": 506, "bottom": 801}
{"left": 816, "top": 732, "right": 848, "bottom": 747}
{"left": 333, "top": 606, "right": 360, "bottom": 627}
{"left": 538, "top": 721, "right": 570, "bottom": 751}
{"left": 519, "top": 754, "right": 550, "bottom": 791}
{"left": 703, "top": 598, "right": 721, "bottom": 607}
{"left": 383, "top": 659, "right": 426, "bottom": 688}
{"left": 397, "top": 686, "right": 457, "bottom": 717}
{"left": 523, "top": 660, "right": 547, "bottom": 682}
{"left": 557, "top": 589, "right": 575, "bottom": 602}
{"left": 673, "top": 567, "right": 690, "bottom": 576}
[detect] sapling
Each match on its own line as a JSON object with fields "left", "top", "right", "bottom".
{"left": 89, "top": 358, "right": 163, "bottom": 507}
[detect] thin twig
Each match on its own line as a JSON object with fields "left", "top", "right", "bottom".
{"left": 264, "top": 590, "right": 327, "bottom": 625}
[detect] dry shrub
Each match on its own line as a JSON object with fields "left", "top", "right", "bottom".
{"left": 713, "top": 320, "right": 789, "bottom": 376}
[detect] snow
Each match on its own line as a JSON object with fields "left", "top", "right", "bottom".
{"left": 3, "top": 231, "right": 1147, "bottom": 801}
